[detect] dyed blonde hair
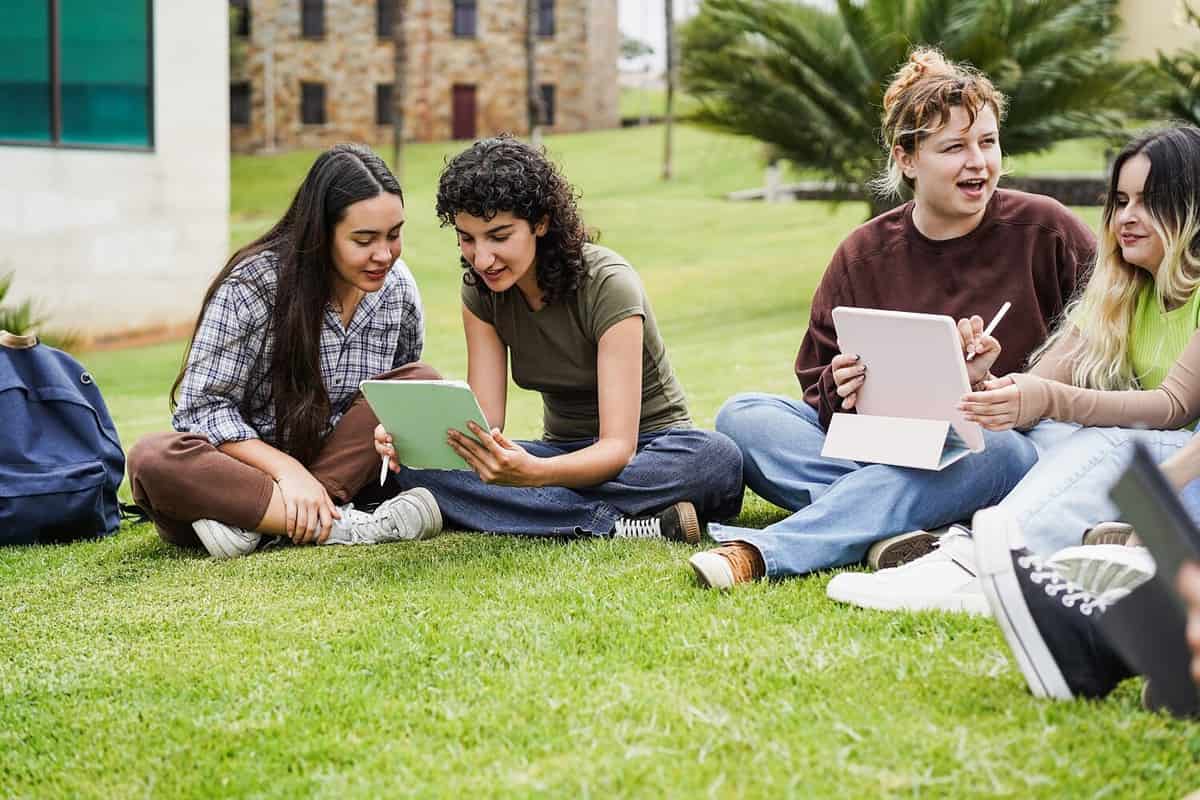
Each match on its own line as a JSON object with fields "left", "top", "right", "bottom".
{"left": 872, "top": 48, "right": 1007, "bottom": 199}
{"left": 1030, "top": 126, "right": 1200, "bottom": 389}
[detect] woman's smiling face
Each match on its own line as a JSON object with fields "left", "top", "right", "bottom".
{"left": 454, "top": 210, "right": 548, "bottom": 300}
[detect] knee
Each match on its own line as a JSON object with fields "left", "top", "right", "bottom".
{"left": 127, "top": 432, "right": 177, "bottom": 489}
{"left": 686, "top": 430, "right": 744, "bottom": 494}
{"left": 715, "top": 392, "right": 782, "bottom": 445}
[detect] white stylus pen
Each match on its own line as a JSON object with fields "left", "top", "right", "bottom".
{"left": 966, "top": 301, "right": 1011, "bottom": 361}
{"left": 379, "top": 452, "right": 390, "bottom": 487}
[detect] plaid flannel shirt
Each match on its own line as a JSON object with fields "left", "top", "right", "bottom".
{"left": 173, "top": 252, "right": 423, "bottom": 451}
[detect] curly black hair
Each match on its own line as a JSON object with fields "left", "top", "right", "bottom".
{"left": 436, "top": 135, "right": 589, "bottom": 304}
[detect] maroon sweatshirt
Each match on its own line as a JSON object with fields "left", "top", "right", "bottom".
{"left": 797, "top": 189, "right": 1096, "bottom": 429}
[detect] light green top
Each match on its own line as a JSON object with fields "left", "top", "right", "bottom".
{"left": 1129, "top": 282, "right": 1200, "bottom": 390}
{"left": 461, "top": 243, "right": 691, "bottom": 441}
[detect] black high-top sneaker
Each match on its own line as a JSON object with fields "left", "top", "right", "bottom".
{"left": 612, "top": 502, "right": 700, "bottom": 544}
{"left": 972, "top": 507, "right": 1134, "bottom": 700}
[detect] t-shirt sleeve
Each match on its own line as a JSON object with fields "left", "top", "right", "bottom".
{"left": 587, "top": 264, "right": 645, "bottom": 342}
{"left": 461, "top": 280, "right": 494, "bottom": 324}
{"left": 796, "top": 247, "right": 853, "bottom": 429}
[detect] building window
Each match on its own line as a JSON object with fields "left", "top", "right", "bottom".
{"left": 301, "top": 0, "right": 324, "bottom": 38}
{"left": 453, "top": 0, "right": 476, "bottom": 38}
{"left": 538, "top": 0, "right": 554, "bottom": 37}
{"left": 376, "top": 83, "right": 393, "bottom": 125}
{"left": 0, "top": 0, "right": 154, "bottom": 149}
{"left": 230, "top": 82, "right": 251, "bottom": 125}
{"left": 301, "top": 82, "right": 325, "bottom": 124}
{"left": 539, "top": 84, "right": 555, "bottom": 126}
{"left": 230, "top": 0, "right": 250, "bottom": 37}
{"left": 377, "top": 0, "right": 394, "bottom": 39}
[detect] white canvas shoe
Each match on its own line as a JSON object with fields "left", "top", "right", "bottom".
{"left": 323, "top": 488, "right": 443, "bottom": 546}
{"left": 825, "top": 526, "right": 989, "bottom": 615}
{"left": 1045, "top": 543, "right": 1155, "bottom": 601}
{"left": 192, "top": 519, "right": 262, "bottom": 559}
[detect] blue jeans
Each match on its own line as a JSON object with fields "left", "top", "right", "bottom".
{"left": 395, "top": 428, "right": 744, "bottom": 536}
{"left": 996, "top": 425, "right": 1198, "bottom": 555}
{"left": 709, "top": 393, "right": 1075, "bottom": 578}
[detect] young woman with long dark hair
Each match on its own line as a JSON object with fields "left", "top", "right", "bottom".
{"left": 375, "top": 136, "right": 744, "bottom": 541}
{"left": 128, "top": 144, "right": 442, "bottom": 558}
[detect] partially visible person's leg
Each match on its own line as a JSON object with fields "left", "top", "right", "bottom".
{"left": 998, "top": 426, "right": 1194, "bottom": 556}
{"left": 127, "top": 431, "right": 275, "bottom": 550}
{"left": 396, "top": 428, "right": 743, "bottom": 538}
{"left": 708, "top": 426, "right": 1039, "bottom": 578}
{"left": 715, "top": 393, "right": 857, "bottom": 511}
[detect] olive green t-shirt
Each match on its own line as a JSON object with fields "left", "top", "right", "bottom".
{"left": 461, "top": 243, "right": 691, "bottom": 441}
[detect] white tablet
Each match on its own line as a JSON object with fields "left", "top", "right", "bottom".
{"left": 831, "top": 307, "right": 984, "bottom": 453}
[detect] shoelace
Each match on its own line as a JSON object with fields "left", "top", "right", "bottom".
{"left": 1019, "top": 554, "right": 1109, "bottom": 616}
{"left": 613, "top": 517, "right": 662, "bottom": 539}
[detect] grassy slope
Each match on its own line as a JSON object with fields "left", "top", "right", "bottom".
{"left": 4, "top": 126, "right": 1194, "bottom": 799}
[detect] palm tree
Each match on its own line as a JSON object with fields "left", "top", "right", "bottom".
{"left": 1139, "top": 4, "right": 1200, "bottom": 127}
{"left": 681, "top": 0, "right": 1137, "bottom": 215}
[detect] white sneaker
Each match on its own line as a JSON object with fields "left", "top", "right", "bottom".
{"left": 1045, "top": 544, "right": 1155, "bottom": 601}
{"left": 323, "top": 488, "right": 443, "bottom": 546}
{"left": 689, "top": 550, "right": 736, "bottom": 589}
{"left": 825, "top": 527, "right": 989, "bottom": 615}
{"left": 192, "top": 519, "right": 261, "bottom": 559}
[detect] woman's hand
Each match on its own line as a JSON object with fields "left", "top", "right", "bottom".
{"left": 448, "top": 421, "right": 547, "bottom": 486}
{"left": 374, "top": 423, "right": 400, "bottom": 473}
{"left": 957, "top": 315, "right": 1002, "bottom": 385}
{"left": 958, "top": 375, "right": 1021, "bottom": 431}
{"left": 831, "top": 352, "right": 867, "bottom": 410}
{"left": 1179, "top": 562, "right": 1200, "bottom": 685}
{"left": 274, "top": 462, "right": 341, "bottom": 544}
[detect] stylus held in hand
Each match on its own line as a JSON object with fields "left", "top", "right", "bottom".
{"left": 966, "top": 301, "right": 1011, "bottom": 361}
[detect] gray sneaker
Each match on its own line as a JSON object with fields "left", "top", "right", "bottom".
{"left": 324, "top": 488, "right": 443, "bottom": 545}
{"left": 192, "top": 519, "right": 262, "bottom": 559}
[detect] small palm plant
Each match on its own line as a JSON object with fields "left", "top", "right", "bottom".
{"left": 0, "top": 272, "right": 78, "bottom": 351}
{"left": 681, "top": 0, "right": 1139, "bottom": 216}
{"left": 1140, "top": 4, "right": 1200, "bottom": 127}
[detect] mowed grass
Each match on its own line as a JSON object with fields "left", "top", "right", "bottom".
{"left": 2, "top": 125, "right": 1192, "bottom": 799}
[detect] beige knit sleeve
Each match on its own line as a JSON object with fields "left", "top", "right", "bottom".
{"left": 1010, "top": 328, "right": 1200, "bottom": 430}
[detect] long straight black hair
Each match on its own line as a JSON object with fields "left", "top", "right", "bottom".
{"left": 171, "top": 143, "right": 403, "bottom": 463}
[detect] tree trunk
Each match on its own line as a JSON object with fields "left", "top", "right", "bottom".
{"left": 391, "top": 0, "right": 407, "bottom": 181}
{"left": 661, "top": 0, "right": 675, "bottom": 181}
{"left": 527, "top": 0, "right": 546, "bottom": 147}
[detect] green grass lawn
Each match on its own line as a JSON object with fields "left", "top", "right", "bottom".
{"left": 3, "top": 125, "right": 1193, "bottom": 798}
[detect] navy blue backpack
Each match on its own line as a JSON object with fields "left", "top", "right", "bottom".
{"left": 0, "top": 331, "right": 125, "bottom": 545}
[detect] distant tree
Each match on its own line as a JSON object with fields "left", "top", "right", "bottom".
{"left": 621, "top": 35, "right": 655, "bottom": 62}
{"left": 662, "top": 0, "right": 676, "bottom": 180}
{"left": 681, "top": 0, "right": 1138, "bottom": 215}
{"left": 391, "top": 0, "right": 408, "bottom": 180}
{"left": 1139, "top": 3, "right": 1200, "bottom": 127}
{"left": 527, "top": 0, "right": 547, "bottom": 146}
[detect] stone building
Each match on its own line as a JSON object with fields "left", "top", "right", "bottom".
{"left": 229, "top": 0, "right": 619, "bottom": 152}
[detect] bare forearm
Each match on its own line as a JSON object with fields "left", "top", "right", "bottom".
{"left": 218, "top": 439, "right": 302, "bottom": 481}
{"left": 534, "top": 437, "right": 636, "bottom": 489}
{"left": 1162, "top": 436, "right": 1200, "bottom": 491}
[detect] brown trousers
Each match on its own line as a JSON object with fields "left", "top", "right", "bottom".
{"left": 128, "top": 362, "right": 441, "bottom": 549}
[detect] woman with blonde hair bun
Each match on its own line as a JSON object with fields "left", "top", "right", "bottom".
{"left": 689, "top": 48, "right": 1093, "bottom": 601}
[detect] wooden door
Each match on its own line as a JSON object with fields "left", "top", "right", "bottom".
{"left": 451, "top": 84, "right": 477, "bottom": 140}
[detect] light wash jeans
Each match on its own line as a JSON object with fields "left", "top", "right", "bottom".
{"left": 995, "top": 425, "right": 1199, "bottom": 555}
{"left": 708, "top": 393, "right": 1076, "bottom": 578}
{"left": 395, "top": 428, "right": 744, "bottom": 536}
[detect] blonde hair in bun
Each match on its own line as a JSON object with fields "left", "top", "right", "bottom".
{"left": 871, "top": 47, "right": 1006, "bottom": 199}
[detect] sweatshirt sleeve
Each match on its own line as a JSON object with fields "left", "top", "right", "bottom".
{"left": 796, "top": 248, "right": 853, "bottom": 429}
{"left": 1011, "top": 328, "right": 1200, "bottom": 430}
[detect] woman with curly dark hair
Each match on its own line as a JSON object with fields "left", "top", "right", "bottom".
{"left": 375, "top": 135, "right": 744, "bottom": 541}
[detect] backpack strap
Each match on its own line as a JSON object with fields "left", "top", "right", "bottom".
{"left": 119, "top": 502, "right": 152, "bottom": 524}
